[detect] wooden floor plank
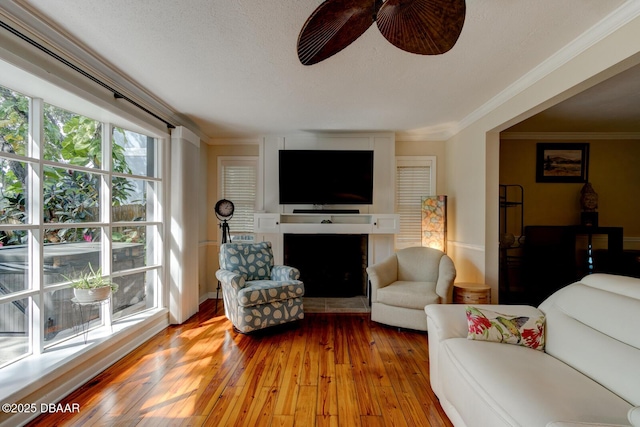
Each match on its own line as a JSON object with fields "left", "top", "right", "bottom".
{"left": 335, "top": 363, "right": 362, "bottom": 427}
{"left": 272, "top": 326, "right": 305, "bottom": 416}
{"left": 361, "top": 415, "right": 386, "bottom": 427}
{"left": 377, "top": 386, "right": 410, "bottom": 427}
{"left": 300, "top": 319, "right": 321, "bottom": 387}
{"left": 244, "top": 385, "right": 278, "bottom": 427}
{"left": 316, "top": 414, "right": 339, "bottom": 427}
{"left": 271, "top": 414, "right": 294, "bottom": 427}
{"left": 316, "top": 314, "right": 338, "bottom": 418}
{"left": 202, "top": 385, "right": 243, "bottom": 427}
{"left": 295, "top": 385, "right": 318, "bottom": 426}
{"left": 25, "top": 301, "right": 452, "bottom": 427}
{"left": 346, "top": 316, "right": 383, "bottom": 416}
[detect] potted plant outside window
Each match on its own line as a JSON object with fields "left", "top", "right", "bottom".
{"left": 66, "top": 264, "right": 118, "bottom": 303}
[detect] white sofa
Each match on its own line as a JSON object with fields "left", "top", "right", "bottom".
{"left": 425, "top": 273, "right": 640, "bottom": 427}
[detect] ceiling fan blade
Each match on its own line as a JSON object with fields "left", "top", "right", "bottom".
{"left": 297, "top": 0, "right": 381, "bottom": 65}
{"left": 376, "top": 0, "right": 466, "bottom": 55}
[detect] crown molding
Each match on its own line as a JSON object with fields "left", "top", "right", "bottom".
{"left": 457, "top": 1, "right": 640, "bottom": 136}
{"left": 396, "top": 123, "right": 457, "bottom": 141}
{"left": 208, "top": 137, "right": 264, "bottom": 146}
{"left": 501, "top": 132, "right": 640, "bottom": 140}
{"left": 0, "top": 1, "right": 206, "bottom": 139}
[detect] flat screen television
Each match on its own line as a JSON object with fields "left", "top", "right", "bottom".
{"left": 279, "top": 150, "right": 374, "bottom": 205}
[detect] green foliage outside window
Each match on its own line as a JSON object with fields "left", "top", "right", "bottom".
{"left": 0, "top": 85, "right": 139, "bottom": 246}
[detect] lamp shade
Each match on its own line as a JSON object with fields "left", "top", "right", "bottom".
{"left": 421, "top": 195, "right": 447, "bottom": 252}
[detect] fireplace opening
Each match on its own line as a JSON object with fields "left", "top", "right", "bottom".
{"left": 283, "top": 234, "right": 368, "bottom": 298}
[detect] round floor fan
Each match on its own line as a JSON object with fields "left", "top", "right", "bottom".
{"left": 215, "top": 199, "right": 234, "bottom": 244}
{"left": 214, "top": 199, "right": 234, "bottom": 313}
{"left": 297, "top": 0, "right": 466, "bottom": 65}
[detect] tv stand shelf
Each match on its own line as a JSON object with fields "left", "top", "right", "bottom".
{"left": 254, "top": 213, "right": 399, "bottom": 235}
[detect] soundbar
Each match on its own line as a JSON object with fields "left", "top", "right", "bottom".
{"left": 292, "top": 209, "right": 360, "bottom": 214}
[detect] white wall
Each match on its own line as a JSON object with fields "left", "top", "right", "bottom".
{"left": 170, "top": 127, "right": 201, "bottom": 323}
{"left": 445, "top": 12, "right": 640, "bottom": 301}
{"left": 263, "top": 133, "right": 396, "bottom": 214}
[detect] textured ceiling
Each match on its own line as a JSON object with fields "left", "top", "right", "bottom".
{"left": 507, "top": 62, "right": 640, "bottom": 133}
{"left": 19, "top": 0, "right": 638, "bottom": 139}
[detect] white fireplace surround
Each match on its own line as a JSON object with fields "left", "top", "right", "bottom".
{"left": 254, "top": 134, "right": 400, "bottom": 280}
{"left": 254, "top": 212, "right": 399, "bottom": 270}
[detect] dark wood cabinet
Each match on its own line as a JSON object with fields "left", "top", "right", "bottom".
{"left": 499, "top": 185, "right": 525, "bottom": 303}
{"left": 522, "top": 225, "right": 623, "bottom": 306}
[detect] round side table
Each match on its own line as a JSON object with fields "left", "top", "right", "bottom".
{"left": 453, "top": 282, "right": 491, "bottom": 304}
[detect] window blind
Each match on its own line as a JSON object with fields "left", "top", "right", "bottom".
{"left": 396, "top": 158, "right": 433, "bottom": 248}
{"left": 221, "top": 161, "right": 257, "bottom": 234}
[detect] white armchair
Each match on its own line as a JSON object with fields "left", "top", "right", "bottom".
{"left": 366, "top": 246, "right": 456, "bottom": 331}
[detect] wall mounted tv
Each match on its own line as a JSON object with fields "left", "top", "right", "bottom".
{"left": 279, "top": 150, "right": 374, "bottom": 205}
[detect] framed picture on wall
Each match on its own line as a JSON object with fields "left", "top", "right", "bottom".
{"left": 536, "top": 142, "right": 589, "bottom": 183}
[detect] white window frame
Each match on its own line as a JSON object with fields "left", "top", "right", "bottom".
{"left": 395, "top": 156, "right": 437, "bottom": 249}
{"left": 217, "top": 156, "right": 258, "bottom": 241}
{"left": 0, "top": 76, "right": 167, "bottom": 367}
{"left": 0, "top": 31, "right": 173, "bottom": 415}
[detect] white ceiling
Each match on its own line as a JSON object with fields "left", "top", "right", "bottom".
{"left": 506, "top": 61, "right": 640, "bottom": 133}
{"left": 17, "top": 0, "right": 640, "bottom": 139}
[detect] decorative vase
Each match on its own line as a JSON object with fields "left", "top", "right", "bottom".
{"left": 73, "top": 286, "right": 111, "bottom": 303}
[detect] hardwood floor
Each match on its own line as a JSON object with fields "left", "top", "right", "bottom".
{"left": 26, "top": 300, "right": 452, "bottom": 427}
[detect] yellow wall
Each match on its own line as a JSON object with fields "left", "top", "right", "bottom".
{"left": 444, "top": 127, "right": 490, "bottom": 286}
{"left": 199, "top": 142, "right": 260, "bottom": 300}
{"left": 500, "top": 138, "right": 640, "bottom": 240}
{"left": 395, "top": 139, "right": 447, "bottom": 194}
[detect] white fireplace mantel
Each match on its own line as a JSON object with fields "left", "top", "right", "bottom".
{"left": 255, "top": 213, "right": 399, "bottom": 234}
{"left": 254, "top": 212, "right": 399, "bottom": 266}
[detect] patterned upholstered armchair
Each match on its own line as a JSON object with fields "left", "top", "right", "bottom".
{"left": 215, "top": 241, "right": 305, "bottom": 333}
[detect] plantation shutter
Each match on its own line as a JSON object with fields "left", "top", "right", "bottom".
{"left": 395, "top": 157, "right": 435, "bottom": 249}
{"left": 221, "top": 159, "right": 257, "bottom": 235}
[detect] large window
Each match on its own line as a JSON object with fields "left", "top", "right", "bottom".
{"left": 395, "top": 156, "right": 436, "bottom": 249}
{"left": 0, "top": 83, "right": 164, "bottom": 367}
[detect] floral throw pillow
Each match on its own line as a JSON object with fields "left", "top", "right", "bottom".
{"left": 465, "top": 306, "right": 545, "bottom": 350}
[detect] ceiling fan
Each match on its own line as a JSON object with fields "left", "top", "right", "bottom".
{"left": 297, "top": 0, "right": 466, "bottom": 65}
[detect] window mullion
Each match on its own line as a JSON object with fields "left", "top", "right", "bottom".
{"left": 101, "top": 124, "right": 113, "bottom": 328}
{"left": 30, "top": 97, "right": 44, "bottom": 355}
{"left": 101, "top": 123, "right": 113, "bottom": 275}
